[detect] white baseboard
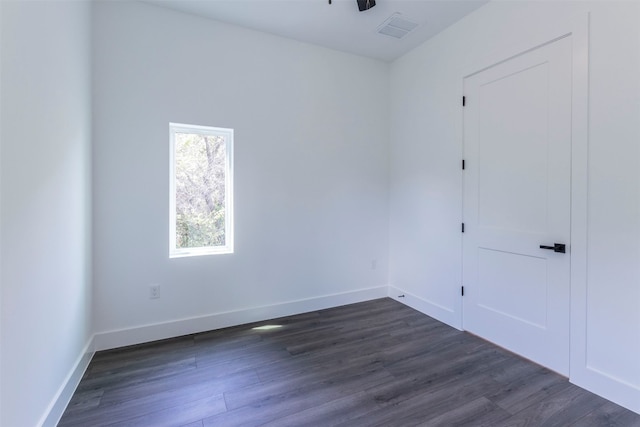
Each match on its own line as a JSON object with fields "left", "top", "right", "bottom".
{"left": 39, "top": 336, "right": 95, "bottom": 427}
{"left": 571, "top": 366, "right": 640, "bottom": 415}
{"left": 387, "top": 285, "right": 461, "bottom": 330}
{"left": 94, "top": 286, "right": 388, "bottom": 351}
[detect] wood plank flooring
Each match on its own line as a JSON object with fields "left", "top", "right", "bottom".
{"left": 58, "top": 298, "right": 640, "bottom": 426}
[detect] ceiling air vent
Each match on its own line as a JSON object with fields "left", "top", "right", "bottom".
{"left": 376, "top": 13, "right": 419, "bottom": 39}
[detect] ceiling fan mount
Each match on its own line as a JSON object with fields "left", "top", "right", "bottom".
{"left": 327, "top": 0, "right": 376, "bottom": 12}
{"left": 357, "top": 0, "right": 376, "bottom": 12}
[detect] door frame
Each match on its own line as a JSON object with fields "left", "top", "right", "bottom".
{"left": 459, "top": 10, "right": 593, "bottom": 401}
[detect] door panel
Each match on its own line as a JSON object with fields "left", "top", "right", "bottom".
{"left": 477, "top": 248, "right": 548, "bottom": 329}
{"left": 463, "top": 37, "right": 572, "bottom": 375}
{"left": 478, "top": 63, "right": 549, "bottom": 233}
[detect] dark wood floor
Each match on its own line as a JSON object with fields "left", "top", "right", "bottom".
{"left": 59, "top": 298, "right": 640, "bottom": 426}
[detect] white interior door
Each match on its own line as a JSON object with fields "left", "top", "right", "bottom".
{"left": 462, "top": 37, "right": 572, "bottom": 375}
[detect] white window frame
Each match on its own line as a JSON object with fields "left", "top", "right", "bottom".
{"left": 169, "top": 122, "right": 234, "bottom": 258}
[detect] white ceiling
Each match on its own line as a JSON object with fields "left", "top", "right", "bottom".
{"left": 142, "top": 0, "right": 489, "bottom": 62}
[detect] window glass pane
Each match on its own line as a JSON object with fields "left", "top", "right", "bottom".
{"left": 174, "top": 132, "right": 227, "bottom": 249}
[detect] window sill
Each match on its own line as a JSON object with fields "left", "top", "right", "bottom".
{"left": 170, "top": 247, "right": 234, "bottom": 258}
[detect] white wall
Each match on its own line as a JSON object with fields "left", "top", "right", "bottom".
{"left": 0, "top": 1, "right": 93, "bottom": 426}
{"left": 388, "top": 0, "right": 640, "bottom": 414}
{"left": 92, "top": 1, "right": 390, "bottom": 349}
{"left": 0, "top": 3, "right": 4, "bottom": 423}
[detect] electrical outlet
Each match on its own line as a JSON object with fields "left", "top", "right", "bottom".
{"left": 149, "top": 284, "right": 160, "bottom": 299}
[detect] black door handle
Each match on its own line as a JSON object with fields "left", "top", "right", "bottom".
{"left": 540, "top": 243, "right": 566, "bottom": 253}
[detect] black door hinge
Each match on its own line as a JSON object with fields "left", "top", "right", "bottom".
{"left": 461, "top": 286, "right": 464, "bottom": 296}
{"left": 461, "top": 223, "right": 465, "bottom": 233}
{"left": 462, "top": 159, "right": 465, "bottom": 170}
{"left": 462, "top": 96, "right": 466, "bottom": 107}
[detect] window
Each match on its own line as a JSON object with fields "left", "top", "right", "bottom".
{"left": 170, "top": 123, "right": 234, "bottom": 257}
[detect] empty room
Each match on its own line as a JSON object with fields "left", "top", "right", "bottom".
{"left": 1, "top": 0, "right": 639, "bottom": 425}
